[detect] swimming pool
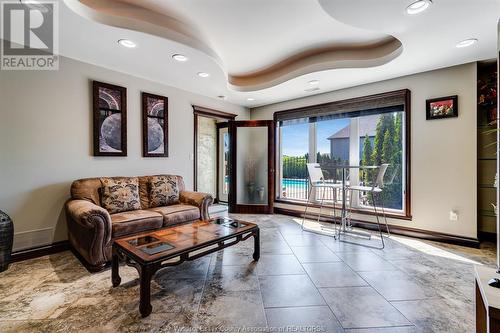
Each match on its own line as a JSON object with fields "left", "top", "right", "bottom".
{"left": 281, "top": 178, "right": 308, "bottom": 187}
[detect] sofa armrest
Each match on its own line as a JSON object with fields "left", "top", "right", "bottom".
{"left": 179, "top": 191, "right": 213, "bottom": 220}
{"left": 66, "top": 199, "right": 112, "bottom": 269}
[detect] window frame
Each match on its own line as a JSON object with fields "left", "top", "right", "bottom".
{"left": 273, "top": 89, "right": 412, "bottom": 220}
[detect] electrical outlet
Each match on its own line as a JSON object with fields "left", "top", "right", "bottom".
{"left": 449, "top": 210, "right": 459, "bottom": 221}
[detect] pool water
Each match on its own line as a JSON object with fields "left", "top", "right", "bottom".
{"left": 281, "top": 178, "right": 308, "bottom": 187}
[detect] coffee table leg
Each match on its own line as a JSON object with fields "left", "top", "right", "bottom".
{"left": 253, "top": 228, "right": 260, "bottom": 261}
{"left": 139, "top": 265, "right": 153, "bottom": 317}
{"left": 111, "top": 246, "right": 121, "bottom": 287}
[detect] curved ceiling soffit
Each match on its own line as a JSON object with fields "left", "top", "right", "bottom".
{"left": 63, "top": 0, "right": 224, "bottom": 66}
{"left": 64, "top": 0, "right": 403, "bottom": 92}
{"left": 229, "top": 38, "right": 402, "bottom": 92}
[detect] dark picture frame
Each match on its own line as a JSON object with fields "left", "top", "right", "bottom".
{"left": 93, "top": 81, "right": 127, "bottom": 156}
{"left": 426, "top": 95, "right": 458, "bottom": 120}
{"left": 142, "top": 92, "right": 168, "bottom": 157}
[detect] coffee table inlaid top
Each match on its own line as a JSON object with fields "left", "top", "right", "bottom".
{"left": 114, "top": 218, "right": 257, "bottom": 263}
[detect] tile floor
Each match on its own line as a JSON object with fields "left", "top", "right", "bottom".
{"left": 0, "top": 214, "right": 495, "bottom": 332}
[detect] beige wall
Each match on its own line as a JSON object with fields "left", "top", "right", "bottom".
{"left": 251, "top": 63, "right": 478, "bottom": 239}
{"left": 0, "top": 56, "right": 248, "bottom": 251}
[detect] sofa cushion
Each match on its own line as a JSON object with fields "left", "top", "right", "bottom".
{"left": 149, "top": 204, "right": 200, "bottom": 226}
{"left": 111, "top": 210, "right": 163, "bottom": 238}
{"left": 100, "top": 177, "right": 141, "bottom": 214}
{"left": 149, "top": 175, "right": 180, "bottom": 208}
{"left": 70, "top": 175, "right": 187, "bottom": 209}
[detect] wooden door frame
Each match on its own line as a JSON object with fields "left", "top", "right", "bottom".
{"left": 216, "top": 122, "right": 229, "bottom": 203}
{"left": 228, "top": 120, "right": 275, "bottom": 214}
{"left": 192, "top": 106, "right": 236, "bottom": 201}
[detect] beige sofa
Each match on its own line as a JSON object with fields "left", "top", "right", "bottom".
{"left": 65, "top": 175, "right": 213, "bottom": 271}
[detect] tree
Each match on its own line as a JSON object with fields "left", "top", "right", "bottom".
{"left": 369, "top": 113, "right": 403, "bottom": 209}
{"left": 381, "top": 129, "right": 393, "bottom": 163}
{"left": 361, "top": 134, "right": 373, "bottom": 184}
{"left": 372, "top": 114, "right": 394, "bottom": 165}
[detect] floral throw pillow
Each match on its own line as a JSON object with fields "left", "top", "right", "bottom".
{"left": 149, "top": 175, "right": 180, "bottom": 207}
{"left": 100, "top": 177, "right": 141, "bottom": 214}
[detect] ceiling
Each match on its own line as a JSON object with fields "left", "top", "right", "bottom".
{"left": 57, "top": 0, "right": 499, "bottom": 107}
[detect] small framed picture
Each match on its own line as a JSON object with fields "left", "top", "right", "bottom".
{"left": 426, "top": 95, "right": 458, "bottom": 120}
{"left": 142, "top": 92, "right": 168, "bottom": 157}
{"left": 93, "top": 81, "right": 127, "bottom": 156}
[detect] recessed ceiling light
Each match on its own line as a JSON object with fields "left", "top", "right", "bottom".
{"left": 456, "top": 38, "right": 478, "bottom": 48}
{"left": 172, "top": 54, "right": 188, "bottom": 62}
{"left": 197, "top": 72, "right": 210, "bottom": 78}
{"left": 406, "top": 0, "right": 432, "bottom": 15}
{"left": 117, "top": 39, "right": 137, "bottom": 48}
{"left": 305, "top": 87, "right": 320, "bottom": 93}
{"left": 247, "top": 97, "right": 255, "bottom": 101}
{"left": 308, "top": 80, "right": 320, "bottom": 85}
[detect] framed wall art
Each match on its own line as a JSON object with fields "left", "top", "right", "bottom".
{"left": 93, "top": 81, "right": 127, "bottom": 156}
{"left": 142, "top": 92, "right": 168, "bottom": 157}
{"left": 426, "top": 95, "right": 458, "bottom": 120}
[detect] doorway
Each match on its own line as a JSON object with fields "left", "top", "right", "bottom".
{"left": 193, "top": 106, "right": 236, "bottom": 203}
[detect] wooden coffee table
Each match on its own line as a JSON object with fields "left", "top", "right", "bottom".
{"left": 111, "top": 218, "right": 260, "bottom": 317}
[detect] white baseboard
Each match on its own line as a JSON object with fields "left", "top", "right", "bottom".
{"left": 13, "top": 227, "right": 55, "bottom": 251}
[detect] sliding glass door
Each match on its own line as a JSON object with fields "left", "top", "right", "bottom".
{"left": 275, "top": 90, "right": 410, "bottom": 217}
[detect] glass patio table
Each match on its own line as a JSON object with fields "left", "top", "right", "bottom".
{"left": 316, "top": 164, "right": 379, "bottom": 240}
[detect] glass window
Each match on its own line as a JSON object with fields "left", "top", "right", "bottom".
{"left": 358, "top": 112, "right": 404, "bottom": 212}
{"left": 277, "top": 107, "right": 406, "bottom": 215}
{"left": 280, "top": 122, "right": 309, "bottom": 202}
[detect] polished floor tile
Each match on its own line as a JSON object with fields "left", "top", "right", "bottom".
{"left": 260, "top": 228, "right": 286, "bottom": 242}
{"left": 322, "top": 239, "right": 375, "bottom": 253}
{"left": 259, "top": 275, "right": 325, "bottom": 308}
{"left": 320, "top": 287, "right": 411, "bottom": 329}
{"left": 257, "top": 254, "right": 305, "bottom": 276}
{"left": 155, "top": 310, "right": 201, "bottom": 333}
{"left": 291, "top": 245, "right": 341, "bottom": 263}
{"left": 265, "top": 306, "right": 344, "bottom": 333}
{"left": 303, "top": 262, "right": 368, "bottom": 288}
{"left": 345, "top": 327, "right": 418, "bottom": 333}
{"left": 0, "top": 320, "right": 58, "bottom": 333}
{"left": 283, "top": 233, "right": 325, "bottom": 247}
{"left": 261, "top": 240, "right": 293, "bottom": 255}
{"left": 392, "top": 298, "right": 474, "bottom": 333}
{"left": 210, "top": 245, "right": 256, "bottom": 266}
{"left": 371, "top": 247, "right": 423, "bottom": 261}
{"left": 358, "top": 270, "right": 437, "bottom": 301}
{"left": 148, "top": 278, "right": 205, "bottom": 313}
{"left": 199, "top": 290, "right": 267, "bottom": 329}
{"left": 0, "top": 214, "right": 494, "bottom": 332}
{"left": 206, "top": 264, "right": 260, "bottom": 292}
{"left": 155, "top": 257, "right": 211, "bottom": 280}
{"left": 336, "top": 252, "right": 399, "bottom": 272}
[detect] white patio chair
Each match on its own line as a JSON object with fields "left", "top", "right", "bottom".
{"left": 347, "top": 163, "right": 391, "bottom": 248}
{"left": 301, "top": 163, "right": 343, "bottom": 231}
